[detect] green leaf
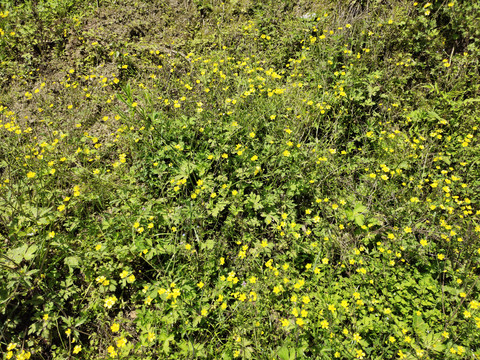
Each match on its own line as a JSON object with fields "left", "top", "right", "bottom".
{"left": 64, "top": 256, "right": 80, "bottom": 268}
{"left": 354, "top": 214, "right": 365, "bottom": 227}
{"left": 7, "top": 244, "right": 28, "bottom": 264}
{"left": 353, "top": 203, "right": 367, "bottom": 214}
{"left": 277, "top": 346, "right": 295, "bottom": 360}
{"left": 345, "top": 209, "right": 354, "bottom": 221}
{"left": 211, "top": 201, "right": 227, "bottom": 217}
{"left": 221, "top": 351, "right": 232, "bottom": 360}
{"left": 422, "top": 332, "right": 445, "bottom": 353}
{"left": 24, "top": 244, "right": 38, "bottom": 261}
{"left": 192, "top": 315, "right": 202, "bottom": 327}
{"left": 413, "top": 314, "right": 428, "bottom": 341}
{"left": 202, "top": 239, "right": 215, "bottom": 250}
{"left": 163, "top": 334, "right": 174, "bottom": 354}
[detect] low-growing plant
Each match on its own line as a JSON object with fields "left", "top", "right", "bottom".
{"left": 1, "top": 0, "right": 479, "bottom": 359}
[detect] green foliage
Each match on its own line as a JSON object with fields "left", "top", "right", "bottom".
{"left": 0, "top": 0, "right": 480, "bottom": 359}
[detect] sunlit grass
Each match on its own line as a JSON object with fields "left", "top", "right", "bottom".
{"left": 0, "top": 0, "right": 479, "bottom": 359}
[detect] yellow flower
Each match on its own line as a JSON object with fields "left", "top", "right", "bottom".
{"left": 147, "top": 332, "right": 156, "bottom": 342}
{"left": 294, "top": 279, "right": 304, "bottom": 289}
{"left": 111, "top": 323, "right": 120, "bottom": 332}
{"left": 107, "top": 345, "right": 117, "bottom": 358}
{"left": 73, "top": 345, "right": 81, "bottom": 354}
{"left": 356, "top": 267, "right": 367, "bottom": 274}
{"left": 470, "top": 300, "right": 480, "bottom": 309}
{"left": 27, "top": 171, "right": 36, "bottom": 178}
{"left": 104, "top": 296, "right": 117, "bottom": 309}
{"left": 116, "top": 337, "right": 127, "bottom": 348}
{"left": 296, "top": 318, "right": 305, "bottom": 326}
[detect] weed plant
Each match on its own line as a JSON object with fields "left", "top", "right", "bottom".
{"left": 0, "top": 0, "right": 479, "bottom": 359}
